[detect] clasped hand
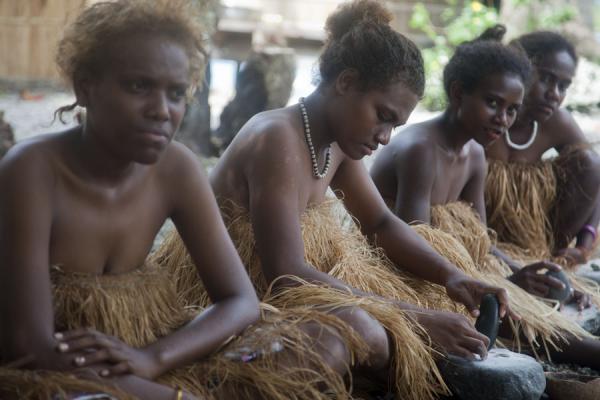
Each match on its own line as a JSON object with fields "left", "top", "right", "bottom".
{"left": 55, "top": 328, "right": 159, "bottom": 379}
{"left": 508, "top": 261, "right": 591, "bottom": 311}
{"left": 444, "top": 273, "right": 518, "bottom": 320}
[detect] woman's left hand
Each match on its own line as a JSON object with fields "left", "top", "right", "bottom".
{"left": 55, "top": 328, "right": 160, "bottom": 379}
{"left": 556, "top": 247, "right": 590, "bottom": 267}
{"left": 445, "top": 273, "right": 519, "bottom": 320}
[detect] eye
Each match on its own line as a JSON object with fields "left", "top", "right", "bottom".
{"left": 377, "top": 110, "right": 393, "bottom": 124}
{"left": 507, "top": 106, "right": 519, "bottom": 117}
{"left": 539, "top": 72, "right": 553, "bottom": 84}
{"left": 126, "top": 80, "right": 150, "bottom": 94}
{"left": 558, "top": 81, "right": 570, "bottom": 93}
{"left": 486, "top": 98, "right": 498, "bottom": 108}
{"left": 168, "top": 86, "right": 187, "bottom": 101}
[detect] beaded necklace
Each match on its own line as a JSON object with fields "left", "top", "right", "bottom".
{"left": 298, "top": 97, "right": 332, "bottom": 179}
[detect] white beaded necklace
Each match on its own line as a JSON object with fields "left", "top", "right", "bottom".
{"left": 299, "top": 97, "right": 332, "bottom": 179}
{"left": 505, "top": 120, "right": 538, "bottom": 151}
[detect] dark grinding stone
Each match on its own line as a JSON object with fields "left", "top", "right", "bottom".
{"left": 475, "top": 294, "right": 499, "bottom": 350}
{"left": 438, "top": 349, "right": 546, "bottom": 400}
{"left": 546, "top": 270, "right": 571, "bottom": 302}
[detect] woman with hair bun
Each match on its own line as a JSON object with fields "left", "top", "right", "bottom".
{"left": 371, "top": 25, "right": 600, "bottom": 369}
{"left": 485, "top": 31, "right": 600, "bottom": 268}
{"left": 158, "top": 1, "right": 516, "bottom": 398}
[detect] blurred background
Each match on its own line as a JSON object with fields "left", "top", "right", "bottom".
{"left": 1, "top": 0, "right": 599, "bottom": 158}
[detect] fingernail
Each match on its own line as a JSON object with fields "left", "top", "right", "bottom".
{"left": 100, "top": 369, "right": 109, "bottom": 377}
{"left": 74, "top": 356, "right": 85, "bottom": 366}
{"left": 54, "top": 332, "right": 64, "bottom": 340}
{"left": 58, "top": 343, "right": 69, "bottom": 352}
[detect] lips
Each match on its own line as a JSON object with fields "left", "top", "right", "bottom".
{"left": 137, "top": 129, "right": 169, "bottom": 147}
{"left": 484, "top": 127, "right": 504, "bottom": 141}
{"left": 538, "top": 104, "right": 555, "bottom": 115}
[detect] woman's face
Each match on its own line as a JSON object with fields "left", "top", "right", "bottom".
{"left": 330, "top": 78, "right": 419, "bottom": 160}
{"left": 457, "top": 72, "right": 524, "bottom": 147}
{"left": 78, "top": 32, "right": 190, "bottom": 164}
{"left": 523, "top": 50, "right": 576, "bottom": 122}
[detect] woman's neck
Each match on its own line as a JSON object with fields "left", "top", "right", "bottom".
{"left": 301, "top": 90, "right": 336, "bottom": 153}
{"left": 438, "top": 109, "right": 472, "bottom": 153}
{"left": 76, "top": 124, "right": 137, "bottom": 185}
{"left": 511, "top": 111, "right": 535, "bottom": 132}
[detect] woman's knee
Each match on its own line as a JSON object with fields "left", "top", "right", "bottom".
{"left": 300, "top": 322, "right": 350, "bottom": 374}
{"left": 335, "top": 307, "right": 390, "bottom": 368}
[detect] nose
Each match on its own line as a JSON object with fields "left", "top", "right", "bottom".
{"left": 546, "top": 83, "right": 560, "bottom": 102}
{"left": 148, "top": 91, "right": 170, "bottom": 121}
{"left": 493, "top": 110, "right": 509, "bottom": 128}
{"left": 376, "top": 126, "right": 392, "bottom": 146}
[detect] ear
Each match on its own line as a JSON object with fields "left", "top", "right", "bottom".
{"left": 334, "top": 68, "right": 360, "bottom": 96}
{"left": 73, "top": 73, "right": 92, "bottom": 108}
{"left": 448, "top": 81, "right": 463, "bottom": 108}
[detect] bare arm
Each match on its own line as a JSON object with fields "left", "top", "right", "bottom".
{"left": 331, "top": 157, "right": 514, "bottom": 318}
{"left": 0, "top": 145, "right": 75, "bottom": 370}
{"left": 142, "top": 144, "right": 260, "bottom": 377}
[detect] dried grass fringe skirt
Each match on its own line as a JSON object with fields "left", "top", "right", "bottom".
{"left": 485, "top": 154, "right": 600, "bottom": 306}
{"left": 0, "top": 262, "right": 356, "bottom": 400}
{"left": 154, "top": 198, "right": 450, "bottom": 400}
{"left": 421, "top": 201, "right": 595, "bottom": 357}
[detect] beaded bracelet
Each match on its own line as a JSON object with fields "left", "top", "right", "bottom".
{"left": 580, "top": 224, "right": 598, "bottom": 242}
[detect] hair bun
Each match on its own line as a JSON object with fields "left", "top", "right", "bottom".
{"left": 325, "top": 0, "right": 392, "bottom": 41}
{"left": 475, "top": 24, "right": 506, "bottom": 42}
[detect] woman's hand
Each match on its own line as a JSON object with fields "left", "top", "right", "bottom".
{"left": 413, "top": 309, "right": 489, "bottom": 360}
{"left": 508, "top": 261, "right": 565, "bottom": 297}
{"left": 55, "top": 328, "right": 160, "bottom": 380}
{"left": 444, "top": 273, "right": 518, "bottom": 320}
{"left": 556, "top": 247, "right": 590, "bottom": 267}
{"left": 565, "top": 289, "right": 592, "bottom": 311}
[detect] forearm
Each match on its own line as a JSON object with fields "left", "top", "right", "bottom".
{"left": 144, "top": 295, "right": 259, "bottom": 377}
{"left": 490, "top": 245, "right": 521, "bottom": 274}
{"left": 373, "top": 216, "right": 464, "bottom": 286}
{"left": 577, "top": 204, "right": 600, "bottom": 250}
{"left": 271, "top": 264, "right": 427, "bottom": 314}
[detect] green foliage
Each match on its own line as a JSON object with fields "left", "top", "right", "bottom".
{"left": 410, "top": 0, "right": 578, "bottom": 111}
{"left": 410, "top": 1, "right": 499, "bottom": 110}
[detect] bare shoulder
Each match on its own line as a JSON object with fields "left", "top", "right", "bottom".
{"left": 466, "top": 140, "right": 486, "bottom": 164}
{"left": 0, "top": 132, "right": 64, "bottom": 187}
{"left": 390, "top": 121, "right": 438, "bottom": 167}
{"left": 156, "top": 140, "right": 203, "bottom": 178}
{"left": 541, "top": 108, "right": 587, "bottom": 148}
{"left": 235, "top": 108, "right": 305, "bottom": 170}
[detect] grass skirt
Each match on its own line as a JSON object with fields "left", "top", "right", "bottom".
{"left": 154, "top": 199, "right": 449, "bottom": 400}
{"left": 420, "top": 202, "right": 594, "bottom": 356}
{"left": 0, "top": 263, "right": 353, "bottom": 400}
{"left": 485, "top": 156, "right": 600, "bottom": 305}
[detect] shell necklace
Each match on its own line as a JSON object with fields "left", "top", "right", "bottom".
{"left": 299, "top": 97, "right": 332, "bottom": 179}
{"left": 505, "top": 120, "right": 538, "bottom": 150}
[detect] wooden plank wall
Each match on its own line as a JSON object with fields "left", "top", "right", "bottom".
{"left": 0, "top": 0, "right": 89, "bottom": 83}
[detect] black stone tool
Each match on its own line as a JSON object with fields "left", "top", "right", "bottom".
{"left": 475, "top": 294, "right": 500, "bottom": 350}
{"left": 545, "top": 269, "right": 571, "bottom": 302}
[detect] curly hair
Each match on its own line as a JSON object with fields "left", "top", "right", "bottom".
{"left": 443, "top": 25, "right": 532, "bottom": 98}
{"left": 318, "top": 0, "right": 425, "bottom": 97}
{"left": 511, "top": 30, "right": 578, "bottom": 66}
{"left": 55, "top": 0, "right": 208, "bottom": 120}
